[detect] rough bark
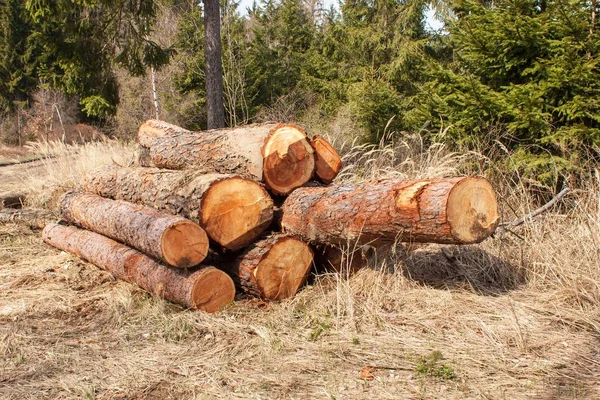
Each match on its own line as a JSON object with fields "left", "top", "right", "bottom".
{"left": 310, "top": 136, "right": 342, "bottom": 184}
{"left": 42, "top": 223, "right": 235, "bottom": 312}
{"left": 204, "top": 0, "right": 225, "bottom": 129}
{"left": 281, "top": 177, "right": 499, "bottom": 245}
{"left": 138, "top": 119, "right": 191, "bottom": 148}
{"left": 59, "top": 191, "right": 209, "bottom": 268}
{"left": 0, "top": 208, "right": 56, "bottom": 229}
{"left": 85, "top": 166, "right": 274, "bottom": 251}
{"left": 220, "top": 234, "right": 314, "bottom": 300}
{"left": 148, "top": 122, "right": 315, "bottom": 195}
{"left": 0, "top": 193, "right": 25, "bottom": 208}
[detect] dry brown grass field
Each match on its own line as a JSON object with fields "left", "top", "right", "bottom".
{"left": 1, "top": 134, "right": 599, "bottom": 399}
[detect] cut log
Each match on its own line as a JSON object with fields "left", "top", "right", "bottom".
{"left": 310, "top": 136, "right": 342, "bottom": 184}
{"left": 85, "top": 166, "right": 274, "bottom": 251}
{"left": 220, "top": 234, "right": 314, "bottom": 300}
{"left": 59, "top": 192, "right": 209, "bottom": 268}
{"left": 138, "top": 119, "right": 191, "bottom": 148}
{"left": 147, "top": 122, "right": 315, "bottom": 195}
{"left": 281, "top": 177, "right": 499, "bottom": 245}
{"left": 0, "top": 193, "right": 25, "bottom": 208}
{"left": 0, "top": 208, "right": 56, "bottom": 229}
{"left": 42, "top": 223, "right": 235, "bottom": 312}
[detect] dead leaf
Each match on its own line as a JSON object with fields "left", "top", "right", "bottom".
{"left": 360, "top": 366, "right": 375, "bottom": 380}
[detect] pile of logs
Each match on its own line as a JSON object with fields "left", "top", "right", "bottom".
{"left": 37, "top": 119, "right": 500, "bottom": 313}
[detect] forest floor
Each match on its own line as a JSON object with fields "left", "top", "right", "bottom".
{"left": 0, "top": 138, "right": 599, "bottom": 399}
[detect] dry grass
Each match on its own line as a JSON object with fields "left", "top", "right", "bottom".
{"left": 1, "top": 133, "right": 599, "bottom": 399}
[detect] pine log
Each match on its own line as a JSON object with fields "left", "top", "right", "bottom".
{"left": 146, "top": 122, "right": 315, "bottom": 195}
{"left": 59, "top": 192, "right": 209, "bottom": 268}
{"left": 310, "top": 136, "right": 342, "bottom": 184}
{"left": 281, "top": 177, "right": 499, "bottom": 245}
{"left": 0, "top": 208, "right": 56, "bottom": 229}
{"left": 42, "top": 223, "right": 235, "bottom": 312}
{"left": 138, "top": 119, "right": 191, "bottom": 148}
{"left": 85, "top": 166, "right": 274, "bottom": 251}
{"left": 220, "top": 234, "right": 314, "bottom": 300}
{"left": 0, "top": 193, "right": 25, "bottom": 208}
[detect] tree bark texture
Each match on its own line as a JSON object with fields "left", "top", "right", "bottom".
{"left": 0, "top": 208, "right": 56, "bottom": 229}
{"left": 310, "top": 136, "right": 342, "bottom": 184}
{"left": 85, "top": 166, "right": 273, "bottom": 251}
{"left": 138, "top": 119, "right": 191, "bottom": 148}
{"left": 281, "top": 177, "right": 499, "bottom": 245}
{"left": 59, "top": 191, "right": 209, "bottom": 268}
{"left": 42, "top": 223, "right": 235, "bottom": 312}
{"left": 147, "top": 122, "right": 315, "bottom": 195}
{"left": 204, "top": 0, "right": 225, "bottom": 129}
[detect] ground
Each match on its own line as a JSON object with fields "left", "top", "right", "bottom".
{"left": 1, "top": 139, "right": 599, "bottom": 399}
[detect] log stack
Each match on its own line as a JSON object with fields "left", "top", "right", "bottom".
{"left": 36, "top": 118, "right": 500, "bottom": 313}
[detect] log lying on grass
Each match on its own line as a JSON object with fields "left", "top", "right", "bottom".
{"left": 86, "top": 166, "right": 273, "bottom": 251}
{"left": 281, "top": 177, "right": 499, "bottom": 245}
{"left": 144, "top": 121, "right": 315, "bottom": 195}
{"left": 310, "top": 136, "right": 342, "bottom": 184}
{"left": 42, "top": 223, "right": 235, "bottom": 312}
{"left": 0, "top": 193, "right": 25, "bottom": 208}
{"left": 59, "top": 192, "right": 209, "bottom": 268}
{"left": 220, "top": 234, "right": 314, "bottom": 300}
{"left": 0, "top": 208, "right": 56, "bottom": 229}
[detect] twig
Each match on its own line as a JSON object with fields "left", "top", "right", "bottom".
{"left": 500, "top": 187, "right": 570, "bottom": 228}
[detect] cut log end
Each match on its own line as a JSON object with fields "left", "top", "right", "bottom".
{"left": 254, "top": 237, "right": 314, "bottom": 300}
{"left": 446, "top": 177, "right": 499, "bottom": 243}
{"left": 310, "top": 136, "right": 342, "bottom": 184}
{"left": 161, "top": 220, "right": 209, "bottom": 268}
{"left": 263, "top": 125, "right": 315, "bottom": 195}
{"left": 201, "top": 177, "right": 274, "bottom": 250}
{"left": 191, "top": 267, "right": 236, "bottom": 312}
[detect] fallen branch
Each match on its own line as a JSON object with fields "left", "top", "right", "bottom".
{"left": 500, "top": 187, "right": 570, "bottom": 228}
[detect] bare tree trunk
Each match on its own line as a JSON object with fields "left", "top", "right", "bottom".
{"left": 150, "top": 67, "right": 160, "bottom": 119}
{"left": 204, "top": 0, "right": 225, "bottom": 129}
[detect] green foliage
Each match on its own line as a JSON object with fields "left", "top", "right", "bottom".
{"left": 415, "top": 350, "right": 456, "bottom": 380}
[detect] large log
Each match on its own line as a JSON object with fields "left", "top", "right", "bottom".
{"left": 59, "top": 192, "right": 209, "bottom": 268}
{"left": 281, "top": 177, "right": 499, "bottom": 245}
{"left": 145, "top": 121, "right": 315, "bottom": 195}
{"left": 220, "top": 234, "right": 314, "bottom": 300}
{"left": 310, "top": 136, "right": 342, "bottom": 184}
{"left": 0, "top": 208, "right": 56, "bottom": 229}
{"left": 42, "top": 223, "right": 235, "bottom": 312}
{"left": 85, "top": 166, "right": 273, "bottom": 251}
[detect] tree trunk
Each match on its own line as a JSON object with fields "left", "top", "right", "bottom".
{"left": 138, "top": 119, "right": 191, "bottom": 148}
{"left": 42, "top": 223, "right": 235, "bottom": 312}
{"left": 0, "top": 208, "right": 56, "bottom": 229}
{"left": 204, "top": 0, "right": 225, "bottom": 129}
{"left": 0, "top": 193, "right": 25, "bottom": 208}
{"left": 310, "top": 135, "right": 342, "bottom": 184}
{"left": 220, "top": 234, "right": 314, "bottom": 300}
{"left": 85, "top": 166, "right": 274, "bottom": 251}
{"left": 59, "top": 191, "right": 209, "bottom": 268}
{"left": 281, "top": 177, "right": 499, "bottom": 245}
{"left": 147, "top": 122, "right": 315, "bottom": 195}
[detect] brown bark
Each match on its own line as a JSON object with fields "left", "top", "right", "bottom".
{"left": 138, "top": 119, "right": 191, "bottom": 148}
{"left": 0, "top": 193, "right": 25, "bottom": 208}
{"left": 310, "top": 136, "right": 342, "bottom": 184}
{"left": 42, "top": 223, "right": 235, "bottom": 312}
{"left": 0, "top": 208, "right": 56, "bottom": 229}
{"left": 85, "top": 166, "right": 274, "bottom": 251}
{"left": 204, "top": 0, "right": 225, "bottom": 129}
{"left": 281, "top": 177, "right": 499, "bottom": 245}
{"left": 59, "top": 192, "right": 209, "bottom": 268}
{"left": 220, "top": 234, "right": 314, "bottom": 300}
{"left": 147, "top": 122, "right": 315, "bottom": 195}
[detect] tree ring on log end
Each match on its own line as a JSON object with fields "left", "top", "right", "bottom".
{"left": 254, "top": 237, "right": 314, "bottom": 300}
{"left": 161, "top": 220, "right": 209, "bottom": 268}
{"left": 446, "top": 177, "right": 499, "bottom": 243}
{"left": 191, "top": 268, "right": 236, "bottom": 312}
{"left": 263, "top": 125, "right": 315, "bottom": 195}
{"left": 200, "top": 177, "right": 274, "bottom": 250}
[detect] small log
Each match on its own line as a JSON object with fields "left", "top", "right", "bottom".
{"left": 281, "top": 177, "right": 499, "bottom": 245}
{"left": 42, "top": 223, "right": 235, "bottom": 312}
{"left": 310, "top": 136, "right": 342, "bottom": 184}
{"left": 0, "top": 208, "right": 57, "bottom": 229}
{"left": 138, "top": 119, "right": 191, "bottom": 148}
{"left": 145, "top": 121, "right": 315, "bottom": 195}
{"left": 59, "top": 192, "right": 209, "bottom": 268}
{"left": 85, "top": 166, "right": 274, "bottom": 251}
{"left": 219, "top": 234, "right": 314, "bottom": 300}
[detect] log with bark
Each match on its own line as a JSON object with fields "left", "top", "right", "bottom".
{"left": 142, "top": 121, "right": 315, "bottom": 195}
{"left": 59, "top": 192, "right": 209, "bottom": 268}
{"left": 138, "top": 119, "right": 191, "bottom": 148}
{"left": 42, "top": 223, "right": 235, "bottom": 312}
{"left": 310, "top": 136, "right": 342, "bottom": 184}
{"left": 281, "top": 177, "right": 499, "bottom": 245}
{"left": 219, "top": 234, "right": 314, "bottom": 300}
{"left": 85, "top": 166, "right": 274, "bottom": 251}
{"left": 0, "top": 208, "right": 57, "bottom": 229}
